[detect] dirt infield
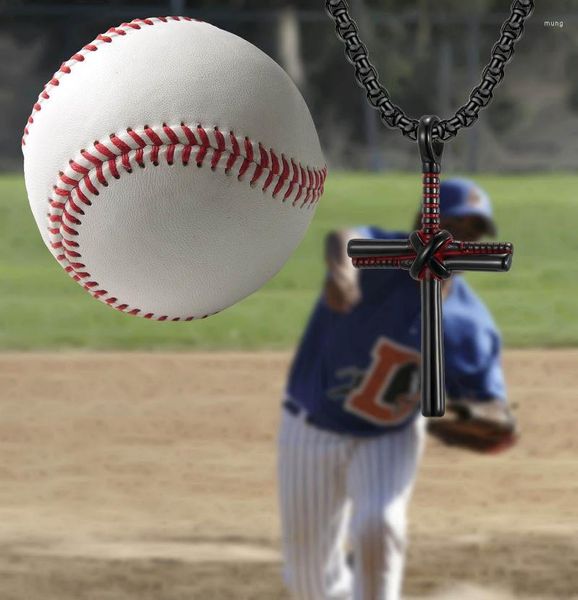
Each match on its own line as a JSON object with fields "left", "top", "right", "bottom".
{"left": 0, "top": 351, "right": 576, "bottom": 599}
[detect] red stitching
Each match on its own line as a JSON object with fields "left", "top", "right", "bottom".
{"left": 163, "top": 123, "right": 179, "bottom": 145}
{"left": 22, "top": 17, "right": 200, "bottom": 146}
{"left": 45, "top": 123, "right": 327, "bottom": 321}
{"left": 144, "top": 126, "right": 163, "bottom": 146}
{"left": 150, "top": 145, "right": 160, "bottom": 165}
{"left": 195, "top": 144, "right": 207, "bottom": 166}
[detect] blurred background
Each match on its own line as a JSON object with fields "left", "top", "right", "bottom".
{"left": 0, "top": 1, "right": 577, "bottom": 599}
{"left": 2, "top": 0, "right": 578, "bottom": 172}
{"left": 1, "top": 0, "right": 577, "bottom": 349}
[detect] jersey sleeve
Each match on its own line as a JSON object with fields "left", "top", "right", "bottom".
{"left": 443, "top": 287, "right": 507, "bottom": 402}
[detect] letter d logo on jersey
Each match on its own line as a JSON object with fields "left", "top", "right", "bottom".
{"left": 345, "top": 337, "right": 420, "bottom": 426}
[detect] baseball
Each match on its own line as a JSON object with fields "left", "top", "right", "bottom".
{"left": 22, "top": 17, "right": 326, "bottom": 321}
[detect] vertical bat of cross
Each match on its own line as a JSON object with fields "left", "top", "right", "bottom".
{"left": 347, "top": 116, "right": 513, "bottom": 417}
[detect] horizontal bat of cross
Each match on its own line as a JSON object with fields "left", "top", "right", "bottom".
{"left": 348, "top": 235, "right": 513, "bottom": 276}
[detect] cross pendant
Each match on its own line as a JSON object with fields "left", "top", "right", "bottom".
{"left": 348, "top": 116, "right": 513, "bottom": 417}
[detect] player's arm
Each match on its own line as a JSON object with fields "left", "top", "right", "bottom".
{"left": 323, "top": 229, "right": 361, "bottom": 314}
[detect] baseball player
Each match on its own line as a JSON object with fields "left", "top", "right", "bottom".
{"left": 278, "top": 178, "right": 517, "bottom": 600}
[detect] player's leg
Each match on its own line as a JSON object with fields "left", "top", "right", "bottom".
{"left": 347, "top": 417, "right": 426, "bottom": 600}
{"left": 278, "top": 410, "right": 353, "bottom": 600}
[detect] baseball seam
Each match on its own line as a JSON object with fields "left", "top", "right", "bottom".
{"left": 22, "top": 16, "right": 201, "bottom": 145}
{"left": 47, "top": 123, "right": 327, "bottom": 321}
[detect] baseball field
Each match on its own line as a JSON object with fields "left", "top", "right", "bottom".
{"left": 1, "top": 173, "right": 577, "bottom": 599}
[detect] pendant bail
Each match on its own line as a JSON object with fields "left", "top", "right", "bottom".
{"left": 418, "top": 115, "right": 444, "bottom": 174}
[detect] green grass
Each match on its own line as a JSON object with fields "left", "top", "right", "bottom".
{"left": 1, "top": 172, "right": 577, "bottom": 350}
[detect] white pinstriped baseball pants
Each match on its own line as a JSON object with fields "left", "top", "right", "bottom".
{"left": 278, "top": 409, "right": 425, "bottom": 600}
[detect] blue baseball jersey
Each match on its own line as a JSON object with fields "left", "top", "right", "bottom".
{"left": 286, "top": 227, "right": 507, "bottom": 437}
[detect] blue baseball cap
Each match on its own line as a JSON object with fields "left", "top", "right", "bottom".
{"left": 439, "top": 178, "right": 496, "bottom": 236}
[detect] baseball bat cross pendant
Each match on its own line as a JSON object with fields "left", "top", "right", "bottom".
{"left": 348, "top": 116, "right": 514, "bottom": 417}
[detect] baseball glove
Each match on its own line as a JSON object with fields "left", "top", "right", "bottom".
{"left": 427, "top": 399, "right": 518, "bottom": 454}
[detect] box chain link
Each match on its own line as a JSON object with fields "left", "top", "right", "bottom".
{"left": 326, "top": 0, "right": 535, "bottom": 141}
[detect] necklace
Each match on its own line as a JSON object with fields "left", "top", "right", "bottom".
{"left": 326, "top": 1, "right": 534, "bottom": 417}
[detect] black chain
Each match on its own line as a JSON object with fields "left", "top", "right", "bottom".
{"left": 326, "top": 0, "right": 535, "bottom": 141}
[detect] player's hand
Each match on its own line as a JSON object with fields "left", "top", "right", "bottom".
{"left": 323, "top": 230, "right": 362, "bottom": 314}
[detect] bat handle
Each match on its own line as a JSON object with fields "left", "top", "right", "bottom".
{"left": 421, "top": 275, "right": 445, "bottom": 417}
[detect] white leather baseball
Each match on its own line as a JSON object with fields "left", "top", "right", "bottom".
{"left": 22, "top": 17, "right": 326, "bottom": 321}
